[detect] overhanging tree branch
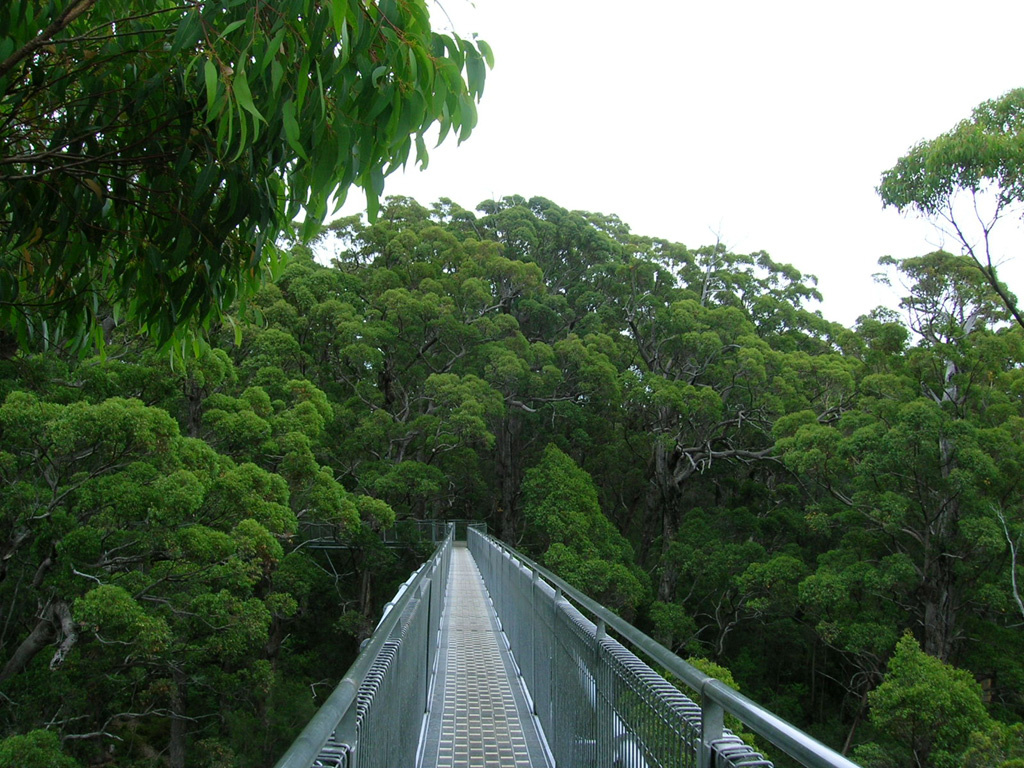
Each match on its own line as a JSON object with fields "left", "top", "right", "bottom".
{"left": 0, "top": 0, "right": 98, "bottom": 81}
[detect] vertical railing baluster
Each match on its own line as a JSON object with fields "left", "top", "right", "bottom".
{"left": 699, "top": 692, "right": 724, "bottom": 768}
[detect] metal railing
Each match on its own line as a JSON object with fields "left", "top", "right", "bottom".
{"left": 274, "top": 525, "right": 454, "bottom": 768}
{"left": 468, "top": 528, "right": 862, "bottom": 768}
{"left": 298, "top": 518, "right": 486, "bottom": 548}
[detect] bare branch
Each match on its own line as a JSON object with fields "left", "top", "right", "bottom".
{"left": 71, "top": 567, "right": 104, "bottom": 585}
{"left": 61, "top": 730, "right": 124, "bottom": 743}
{"left": 49, "top": 601, "right": 79, "bottom": 670}
{"left": 997, "top": 508, "right": 1024, "bottom": 622}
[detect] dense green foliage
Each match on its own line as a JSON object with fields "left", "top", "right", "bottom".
{"left": 522, "top": 444, "right": 647, "bottom": 617}
{"left": 0, "top": 0, "right": 491, "bottom": 352}
{"left": 0, "top": 729, "right": 81, "bottom": 768}
{"left": 1, "top": 191, "right": 1023, "bottom": 767}
{"left": 861, "top": 634, "right": 990, "bottom": 768}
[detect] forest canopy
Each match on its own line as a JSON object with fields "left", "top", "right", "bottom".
{"left": 1, "top": 192, "right": 1022, "bottom": 767}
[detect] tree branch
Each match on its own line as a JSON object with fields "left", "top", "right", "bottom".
{"left": 997, "top": 508, "right": 1024, "bottom": 622}
{"left": 0, "top": 601, "right": 56, "bottom": 684}
{"left": 49, "top": 600, "right": 78, "bottom": 670}
{"left": 0, "top": 0, "right": 98, "bottom": 81}
{"left": 943, "top": 200, "right": 1024, "bottom": 331}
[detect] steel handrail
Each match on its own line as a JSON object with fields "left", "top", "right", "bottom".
{"left": 274, "top": 524, "right": 454, "bottom": 768}
{"left": 470, "top": 529, "right": 860, "bottom": 768}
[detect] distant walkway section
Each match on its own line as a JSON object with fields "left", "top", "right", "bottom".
{"left": 418, "top": 544, "right": 552, "bottom": 768}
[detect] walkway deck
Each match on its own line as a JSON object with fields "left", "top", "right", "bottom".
{"left": 418, "top": 544, "right": 552, "bottom": 768}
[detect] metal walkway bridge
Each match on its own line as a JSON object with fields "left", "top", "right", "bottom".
{"left": 275, "top": 527, "right": 861, "bottom": 768}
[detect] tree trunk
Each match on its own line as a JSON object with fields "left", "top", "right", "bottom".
{"left": 0, "top": 602, "right": 55, "bottom": 684}
{"left": 921, "top": 573, "right": 958, "bottom": 662}
{"left": 494, "top": 412, "right": 523, "bottom": 540}
{"left": 169, "top": 668, "right": 188, "bottom": 768}
{"left": 184, "top": 376, "right": 204, "bottom": 438}
{"left": 656, "top": 499, "right": 680, "bottom": 603}
{"left": 649, "top": 440, "right": 682, "bottom": 602}
{"left": 1, "top": 528, "right": 32, "bottom": 582}
{"left": 359, "top": 569, "right": 373, "bottom": 615}
{"left": 921, "top": 434, "right": 961, "bottom": 661}
{"left": 264, "top": 616, "right": 286, "bottom": 661}
{"left": 842, "top": 691, "right": 869, "bottom": 755}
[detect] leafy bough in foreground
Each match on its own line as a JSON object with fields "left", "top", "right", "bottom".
{"left": 0, "top": 0, "right": 492, "bottom": 352}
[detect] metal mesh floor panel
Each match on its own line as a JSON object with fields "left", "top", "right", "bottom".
{"left": 419, "top": 545, "right": 551, "bottom": 768}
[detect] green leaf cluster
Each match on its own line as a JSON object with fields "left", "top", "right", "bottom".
{"left": 0, "top": 0, "right": 492, "bottom": 352}
{"left": 862, "top": 634, "right": 991, "bottom": 768}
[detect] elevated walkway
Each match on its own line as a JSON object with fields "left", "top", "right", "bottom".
{"left": 274, "top": 527, "right": 862, "bottom": 768}
{"left": 418, "top": 544, "right": 550, "bottom": 768}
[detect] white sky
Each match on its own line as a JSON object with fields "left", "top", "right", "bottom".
{"left": 341, "top": 0, "right": 1024, "bottom": 328}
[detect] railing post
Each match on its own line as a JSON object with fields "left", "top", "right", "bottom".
{"left": 425, "top": 562, "right": 434, "bottom": 711}
{"left": 499, "top": 546, "right": 508, "bottom": 628}
{"left": 552, "top": 583, "right": 564, "bottom": 767}
{"left": 699, "top": 686, "right": 724, "bottom": 768}
{"left": 594, "top": 619, "right": 610, "bottom": 766}
{"left": 530, "top": 568, "right": 539, "bottom": 714}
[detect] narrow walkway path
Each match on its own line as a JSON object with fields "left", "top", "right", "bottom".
{"left": 418, "top": 544, "right": 551, "bottom": 768}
